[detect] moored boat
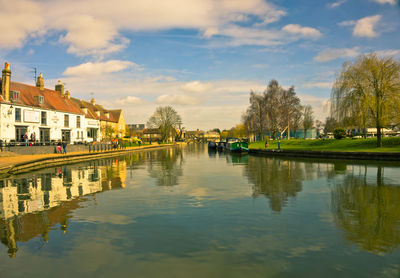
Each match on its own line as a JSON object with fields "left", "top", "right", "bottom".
{"left": 208, "top": 141, "right": 217, "bottom": 149}
{"left": 225, "top": 138, "right": 248, "bottom": 153}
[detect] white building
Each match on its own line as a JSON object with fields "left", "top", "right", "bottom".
{"left": 0, "top": 62, "right": 101, "bottom": 144}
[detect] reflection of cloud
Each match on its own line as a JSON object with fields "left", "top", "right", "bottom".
{"left": 287, "top": 244, "right": 325, "bottom": 258}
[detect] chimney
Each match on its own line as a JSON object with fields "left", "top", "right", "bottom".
{"left": 55, "top": 80, "right": 64, "bottom": 95}
{"left": 91, "top": 98, "right": 95, "bottom": 105}
{"left": 80, "top": 101, "right": 88, "bottom": 114}
{"left": 1, "top": 62, "right": 11, "bottom": 102}
{"left": 36, "top": 72, "right": 44, "bottom": 90}
{"left": 65, "top": 90, "right": 71, "bottom": 99}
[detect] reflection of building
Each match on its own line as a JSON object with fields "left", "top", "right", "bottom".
{"left": 0, "top": 159, "right": 126, "bottom": 257}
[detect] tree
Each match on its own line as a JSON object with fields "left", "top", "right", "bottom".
{"left": 243, "top": 91, "right": 267, "bottom": 140}
{"left": 147, "top": 106, "right": 182, "bottom": 142}
{"left": 331, "top": 54, "right": 400, "bottom": 147}
{"left": 303, "top": 105, "right": 314, "bottom": 139}
{"left": 278, "top": 86, "right": 301, "bottom": 139}
{"left": 324, "top": 117, "right": 337, "bottom": 135}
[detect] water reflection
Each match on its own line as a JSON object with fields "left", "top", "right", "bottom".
{"left": 146, "top": 147, "right": 184, "bottom": 187}
{"left": 244, "top": 156, "right": 306, "bottom": 212}
{"left": 331, "top": 165, "right": 400, "bottom": 254}
{"left": 0, "top": 159, "right": 126, "bottom": 257}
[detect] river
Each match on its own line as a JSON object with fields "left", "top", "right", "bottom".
{"left": 0, "top": 144, "right": 400, "bottom": 277}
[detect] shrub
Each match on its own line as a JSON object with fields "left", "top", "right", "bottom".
{"left": 333, "top": 128, "right": 347, "bottom": 139}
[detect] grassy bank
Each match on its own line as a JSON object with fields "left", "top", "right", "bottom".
{"left": 249, "top": 137, "right": 400, "bottom": 152}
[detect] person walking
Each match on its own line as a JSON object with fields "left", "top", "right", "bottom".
{"left": 57, "top": 141, "right": 62, "bottom": 153}
{"left": 264, "top": 137, "right": 269, "bottom": 149}
{"left": 23, "top": 132, "right": 28, "bottom": 146}
{"left": 62, "top": 141, "right": 67, "bottom": 154}
{"left": 32, "top": 132, "right": 36, "bottom": 145}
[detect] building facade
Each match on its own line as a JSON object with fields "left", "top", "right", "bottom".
{"left": 0, "top": 62, "right": 126, "bottom": 144}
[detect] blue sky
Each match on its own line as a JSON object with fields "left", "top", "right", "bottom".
{"left": 0, "top": 0, "right": 399, "bottom": 130}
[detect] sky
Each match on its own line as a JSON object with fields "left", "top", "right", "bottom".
{"left": 0, "top": 0, "right": 399, "bottom": 130}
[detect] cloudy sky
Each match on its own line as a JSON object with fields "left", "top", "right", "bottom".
{"left": 0, "top": 0, "right": 399, "bottom": 130}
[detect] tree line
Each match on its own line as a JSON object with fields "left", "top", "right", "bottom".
{"left": 242, "top": 79, "right": 314, "bottom": 140}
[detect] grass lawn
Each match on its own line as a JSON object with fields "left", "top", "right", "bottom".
{"left": 249, "top": 137, "right": 400, "bottom": 152}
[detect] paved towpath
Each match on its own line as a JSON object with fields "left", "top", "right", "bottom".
{"left": 0, "top": 144, "right": 170, "bottom": 174}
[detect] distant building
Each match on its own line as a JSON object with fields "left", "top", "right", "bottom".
{"left": 127, "top": 124, "right": 145, "bottom": 131}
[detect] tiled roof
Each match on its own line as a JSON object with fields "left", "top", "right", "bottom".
{"left": 70, "top": 97, "right": 119, "bottom": 123}
{"left": 0, "top": 81, "right": 83, "bottom": 115}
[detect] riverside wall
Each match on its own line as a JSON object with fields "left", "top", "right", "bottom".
{"left": 0, "top": 144, "right": 176, "bottom": 176}
{"left": 249, "top": 148, "right": 400, "bottom": 161}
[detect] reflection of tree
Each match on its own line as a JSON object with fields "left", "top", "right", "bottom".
{"left": 244, "top": 156, "right": 305, "bottom": 212}
{"left": 147, "top": 147, "right": 184, "bottom": 187}
{"left": 331, "top": 166, "right": 400, "bottom": 254}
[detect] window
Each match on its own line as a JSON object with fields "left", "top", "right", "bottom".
{"left": 41, "top": 111, "right": 47, "bottom": 125}
{"left": 76, "top": 116, "right": 81, "bottom": 128}
{"left": 38, "top": 96, "right": 44, "bottom": 104}
{"left": 15, "top": 108, "right": 21, "bottom": 122}
{"left": 12, "top": 91, "right": 20, "bottom": 101}
{"left": 64, "top": 114, "right": 69, "bottom": 128}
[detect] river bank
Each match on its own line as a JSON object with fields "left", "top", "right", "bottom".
{"left": 0, "top": 143, "right": 177, "bottom": 176}
{"left": 249, "top": 148, "right": 400, "bottom": 161}
{"left": 250, "top": 137, "right": 400, "bottom": 152}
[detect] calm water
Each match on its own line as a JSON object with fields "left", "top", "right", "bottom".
{"left": 1, "top": 144, "right": 400, "bottom": 277}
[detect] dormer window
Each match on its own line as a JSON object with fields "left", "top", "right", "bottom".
{"left": 38, "top": 96, "right": 44, "bottom": 104}
{"left": 11, "top": 91, "right": 20, "bottom": 101}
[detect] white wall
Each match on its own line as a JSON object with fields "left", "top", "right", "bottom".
{"left": 0, "top": 103, "right": 100, "bottom": 143}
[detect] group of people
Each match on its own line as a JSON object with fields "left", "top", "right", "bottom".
{"left": 56, "top": 141, "right": 68, "bottom": 154}
{"left": 22, "top": 132, "right": 37, "bottom": 146}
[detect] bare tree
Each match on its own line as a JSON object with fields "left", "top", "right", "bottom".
{"left": 303, "top": 105, "right": 314, "bottom": 139}
{"left": 264, "top": 80, "right": 281, "bottom": 139}
{"left": 279, "top": 86, "right": 301, "bottom": 139}
{"left": 332, "top": 54, "right": 400, "bottom": 147}
{"left": 147, "top": 106, "right": 182, "bottom": 142}
{"left": 243, "top": 91, "right": 267, "bottom": 140}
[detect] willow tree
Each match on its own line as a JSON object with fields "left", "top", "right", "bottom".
{"left": 147, "top": 106, "right": 182, "bottom": 142}
{"left": 332, "top": 54, "right": 400, "bottom": 147}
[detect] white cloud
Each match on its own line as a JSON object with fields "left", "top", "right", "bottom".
{"left": 181, "top": 81, "right": 213, "bottom": 93}
{"left": 338, "top": 20, "right": 356, "bottom": 27}
{"left": 0, "top": 0, "right": 325, "bottom": 55}
{"left": 353, "top": 15, "right": 382, "bottom": 38}
{"left": 0, "top": 0, "right": 45, "bottom": 49}
{"left": 314, "top": 47, "right": 360, "bottom": 62}
{"left": 373, "top": 0, "right": 397, "bottom": 5}
{"left": 115, "top": 96, "right": 145, "bottom": 105}
{"left": 375, "top": 49, "right": 400, "bottom": 58}
{"left": 156, "top": 94, "right": 204, "bottom": 105}
{"left": 302, "top": 82, "right": 333, "bottom": 89}
{"left": 282, "top": 24, "right": 322, "bottom": 38}
{"left": 328, "top": 0, "right": 347, "bottom": 8}
{"left": 63, "top": 60, "right": 137, "bottom": 77}
{"left": 58, "top": 15, "right": 129, "bottom": 57}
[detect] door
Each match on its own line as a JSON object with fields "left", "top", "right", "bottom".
{"left": 15, "top": 126, "right": 28, "bottom": 142}
{"left": 62, "top": 130, "right": 71, "bottom": 143}
{"left": 39, "top": 128, "right": 50, "bottom": 145}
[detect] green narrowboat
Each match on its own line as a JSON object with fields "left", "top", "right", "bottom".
{"left": 225, "top": 140, "right": 249, "bottom": 152}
